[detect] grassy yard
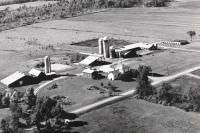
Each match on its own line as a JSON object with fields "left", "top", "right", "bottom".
{"left": 37, "top": 76, "right": 137, "bottom": 111}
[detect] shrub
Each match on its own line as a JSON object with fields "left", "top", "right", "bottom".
{"left": 118, "top": 69, "right": 139, "bottom": 81}
{"left": 51, "top": 95, "right": 72, "bottom": 105}
{"left": 157, "top": 83, "right": 184, "bottom": 105}
{"left": 187, "top": 87, "right": 200, "bottom": 112}
{"left": 47, "top": 83, "right": 58, "bottom": 90}
{"left": 1, "top": 117, "right": 12, "bottom": 133}
{"left": 1, "top": 96, "right": 10, "bottom": 107}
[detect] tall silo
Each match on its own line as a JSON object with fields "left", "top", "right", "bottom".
{"left": 44, "top": 56, "right": 51, "bottom": 74}
{"left": 98, "top": 38, "right": 104, "bottom": 55}
{"left": 103, "top": 36, "right": 110, "bottom": 58}
{"left": 109, "top": 46, "right": 116, "bottom": 59}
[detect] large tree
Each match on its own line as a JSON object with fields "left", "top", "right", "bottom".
{"left": 187, "top": 30, "right": 196, "bottom": 42}
{"left": 136, "top": 65, "right": 153, "bottom": 98}
{"left": 24, "top": 88, "right": 37, "bottom": 110}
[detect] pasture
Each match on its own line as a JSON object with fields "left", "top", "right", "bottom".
{"left": 74, "top": 97, "right": 200, "bottom": 133}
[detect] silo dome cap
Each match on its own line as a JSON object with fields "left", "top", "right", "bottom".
{"left": 103, "top": 36, "right": 109, "bottom": 40}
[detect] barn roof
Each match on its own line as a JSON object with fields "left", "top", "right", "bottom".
{"left": 28, "top": 69, "right": 44, "bottom": 77}
{"left": 116, "top": 43, "right": 156, "bottom": 52}
{"left": 1, "top": 71, "right": 26, "bottom": 86}
{"left": 79, "top": 55, "right": 101, "bottom": 66}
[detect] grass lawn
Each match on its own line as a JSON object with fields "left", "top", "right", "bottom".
{"left": 37, "top": 76, "right": 137, "bottom": 111}
{"left": 74, "top": 97, "right": 200, "bottom": 133}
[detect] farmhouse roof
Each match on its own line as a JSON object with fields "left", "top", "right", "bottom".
{"left": 82, "top": 68, "right": 95, "bottom": 74}
{"left": 28, "top": 69, "right": 44, "bottom": 77}
{"left": 79, "top": 55, "right": 101, "bottom": 66}
{"left": 1, "top": 71, "right": 26, "bottom": 86}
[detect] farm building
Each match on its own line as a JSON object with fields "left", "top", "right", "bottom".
{"left": 79, "top": 55, "right": 105, "bottom": 66}
{"left": 82, "top": 68, "right": 95, "bottom": 78}
{"left": 82, "top": 68, "right": 101, "bottom": 79}
{"left": 0, "top": 71, "right": 34, "bottom": 87}
{"left": 98, "top": 63, "right": 130, "bottom": 74}
{"left": 115, "top": 43, "right": 157, "bottom": 58}
{"left": 28, "top": 69, "right": 46, "bottom": 81}
{"left": 107, "top": 70, "right": 120, "bottom": 81}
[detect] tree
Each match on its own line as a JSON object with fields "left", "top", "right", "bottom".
{"left": 157, "top": 83, "right": 173, "bottom": 104}
{"left": 1, "top": 118, "right": 12, "bottom": 133}
{"left": 187, "top": 30, "right": 196, "bottom": 42}
{"left": 9, "top": 102, "right": 22, "bottom": 131}
{"left": 24, "top": 88, "right": 37, "bottom": 110}
{"left": 136, "top": 65, "right": 153, "bottom": 98}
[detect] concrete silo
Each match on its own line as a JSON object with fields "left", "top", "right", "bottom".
{"left": 44, "top": 56, "right": 51, "bottom": 74}
{"left": 98, "top": 38, "right": 104, "bottom": 55}
{"left": 103, "top": 36, "right": 110, "bottom": 58}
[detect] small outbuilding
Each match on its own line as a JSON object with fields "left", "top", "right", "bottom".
{"left": 82, "top": 68, "right": 95, "bottom": 78}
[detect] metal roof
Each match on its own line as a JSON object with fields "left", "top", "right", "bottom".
{"left": 28, "top": 69, "right": 43, "bottom": 77}
{"left": 1, "top": 71, "right": 26, "bottom": 86}
{"left": 79, "top": 55, "right": 101, "bottom": 66}
{"left": 82, "top": 68, "right": 95, "bottom": 74}
{"left": 116, "top": 43, "right": 156, "bottom": 52}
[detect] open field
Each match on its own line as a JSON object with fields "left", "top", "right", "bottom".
{"left": 123, "top": 49, "right": 200, "bottom": 75}
{"left": 74, "top": 97, "right": 200, "bottom": 133}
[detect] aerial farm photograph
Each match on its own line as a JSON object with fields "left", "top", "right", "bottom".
{"left": 0, "top": 0, "right": 200, "bottom": 132}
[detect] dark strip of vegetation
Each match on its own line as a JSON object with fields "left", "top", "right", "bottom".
{"left": 136, "top": 65, "right": 200, "bottom": 113}
{"left": 0, "top": 0, "right": 173, "bottom": 32}
{"left": 0, "top": 0, "right": 57, "bottom": 6}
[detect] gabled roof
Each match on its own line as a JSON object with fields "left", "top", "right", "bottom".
{"left": 28, "top": 69, "right": 44, "bottom": 77}
{"left": 116, "top": 43, "right": 156, "bottom": 52}
{"left": 79, "top": 55, "right": 101, "bottom": 66}
{"left": 82, "top": 68, "right": 95, "bottom": 74}
{"left": 1, "top": 71, "right": 26, "bottom": 86}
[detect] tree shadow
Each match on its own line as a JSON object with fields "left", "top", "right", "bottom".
{"left": 149, "top": 73, "right": 165, "bottom": 77}
{"left": 68, "top": 121, "right": 88, "bottom": 127}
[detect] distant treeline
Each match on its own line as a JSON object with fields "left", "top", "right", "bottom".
{"left": 0, "top": 0, "right": 57, "bottom": 6}
{"left": 101, "top": 0, "right": 173, "bottom": 8}
{"left": 0, "top": 0, "right": 173, "bottom": 31}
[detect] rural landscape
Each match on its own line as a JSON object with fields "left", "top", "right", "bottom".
{"left": 0, "top": 0, "right": 200, "bottom": 133}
